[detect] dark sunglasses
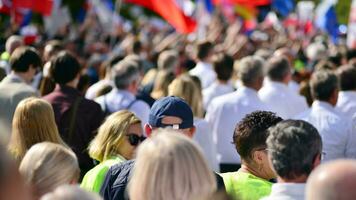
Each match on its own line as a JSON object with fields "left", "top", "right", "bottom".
{"left": 126, "top": 134, "right": 146, "bottom": 146}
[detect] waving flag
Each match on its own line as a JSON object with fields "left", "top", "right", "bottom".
{"left": 12, "top": 0, "right": 53, "bottom": 16}
{"left": 347, "top": 0, "right": 356, "bottom": 48}
{"left": 315, "top": 0, "right": 339, "bottom": 43}
{"left": 272, "top": 0, "right": 294, "bottom": 17}
{"left": 126, "top": 0, "right": 197, "bottom": 34}
{"left": 213, "top": 0, "right": 271, "bottom": 6}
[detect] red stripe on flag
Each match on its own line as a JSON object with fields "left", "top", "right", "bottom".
{"left": 213, "top": 0, "right": 270, "bottom": 6}
{"left": 12, "top": 0, "right": 53, "bottom": 16}
{"left": 126, "top": 0, "right": 196, "bottom": 34}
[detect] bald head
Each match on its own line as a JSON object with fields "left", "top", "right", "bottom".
{"left": 306, "top": 160, "right": 356, "bottom": 200}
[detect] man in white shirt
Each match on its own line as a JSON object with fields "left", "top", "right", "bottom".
{"left": 203, "top": 53, "right": 235, "bottom": 109}
{"left": 336, "top": 65, "right": 356, "bottom": 117}
{"left": 95, "top": 60, "right": 150, "bottom": 125}
{"left": 259, "top": 56, "right": 308, "bottom": 119}
{"left": 189, "top": 41, "right": 216, "bottom": 89}
{"left": 295, "top": 70, "right": 356, "bottom": 161}
{"left": 205, "top": 56, "right": 268, "bottom": 172}
{"left": 263, "top": 120, "right": 322, "bottom": 200}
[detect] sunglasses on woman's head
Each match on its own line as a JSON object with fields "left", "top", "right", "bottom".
{"left": 126, "top": 134, "right": 146, "bottom": 146}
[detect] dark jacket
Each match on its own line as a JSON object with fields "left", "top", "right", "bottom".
{"left": 100, "top": 160, "right": 226, "bottom": 200}
{"left": 43, "top": 84, "right": 104, "bottom": 178}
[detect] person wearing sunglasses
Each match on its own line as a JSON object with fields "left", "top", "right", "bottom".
{"left": 100, "top": 96, "right": 226, "bottom": 200}
{"left": 81, "top": 110, "right": 143, "bottom": 193}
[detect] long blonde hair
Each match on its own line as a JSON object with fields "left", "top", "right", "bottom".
{"left": 88, "top": 110, "right": 141, "bottom": 162}
{"left": 129, "top": 130, "right": 216, "bottom": 200}
{"left": 168, "top": 75, "right": 204, "bottom": 118}
{"left": 8, "top": 97, "right": 65, "bottom": 161}
{"left": 19, "top": 142, "right": 80, "bottom": 199}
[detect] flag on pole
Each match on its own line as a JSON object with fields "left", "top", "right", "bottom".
{"left": 315, "top": 0, "right": 339, "bottom": 43}
{"left": 126, "top": 0, "right": 197, "bottom": 34}
{"left": 272, "top": 0, "right": 294, "bottom": 17}
{"left": 12, "top": 0, "right": 53, "bottom": 16}
{"left": 347, "top": 0, "right": 356, "bottom": 48}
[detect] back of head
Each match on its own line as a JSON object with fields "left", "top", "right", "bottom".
{"left": 266, "top": 56, "right": 291, "bottom": 82}
{"left": 236, "top": 56, "right": 264, "bottom": 87}
{"left": 10, "top": 46, "right": 41, "bottom": 73}
{"left": 213, "top": 53, "right": 234, "bottom": 82}
{"left": 337, "top": 65, "right": 356, "bottom": 91}
{"left": 51, "top": 51, "right": 81, "bottom": 85}
{"left": 306, "top": 159, "right": 356, "bottom": 200}
{"left": 6, "top": 35, "right": 23, "bottom": 54}
{"left": 111, "top": 60, "right": 140, "bottom": 89}
{"left": 40, "top": 185, "right": 101, "bottom": 200}
{"left": 234, "top": 111, "right": 283, "bottom": 163}
{"left": 196, "top": 41, "right": 213, "bottom": 61}
{"left": 9, "top": 97, "right": 63, "bottom": 161}
{"left": 19, "top": 142, "right": 80, "bottom": 199}
{"left": 310, "top": 70, "right": 338, "bottom": 102}
{"left": 157, "top": 50, "right": 179, "bottom": 72}
{"left": 124, "top": 54, "right": 144, "bottom": 73}
{"left": 129, "top": 131, "right": 216, "bottom": 200}
{"left": 267, "top": 120, "right": 322, "bottom": 180}
{"left": 306, "top": 43, "right": 327, "bottom": 62}
{"left": 89, "top": 110, "right": 141, "bottom": 162}
{"left": 151, "top": 70, "right": 175, "bottom": 99}
{"left": 168, "top": 75, "right": 204, "bottom": 118}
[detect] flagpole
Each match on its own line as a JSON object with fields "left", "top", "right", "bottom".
{"left": 110, "top": 0, "right": 123, "bottom": 51}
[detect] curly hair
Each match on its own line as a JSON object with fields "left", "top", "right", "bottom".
{"left": 233, "top": 111, "right": 283, "bottom": 162}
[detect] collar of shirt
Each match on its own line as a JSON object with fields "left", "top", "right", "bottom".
{"left": 265, "top": 80, "right": 289, "bottom": 91}
{"left": 109, "top": 88, "right": 135, "bottom": 100}
{"left": 312, "top": 100, "right": 335, "bottom": 112}
{"left": 54, "top": 84, "right": 81, "bottom": 97}
{"left": 339, "top": 91, "right": 356, "bottom": 100}
{"left": 196, "top": 61, "right": 213, "bottom": 71}
{"left": 239, "top": 85, "right": 259, "bottom": 97}
{"left": 7, "top": 73, "right": 27, "bottom": 83}
{"left": 268, "top": 183, "right": 305, "bottom": 199}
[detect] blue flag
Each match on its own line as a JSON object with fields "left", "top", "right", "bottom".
{"left": 272, "top": 0, "right": 294, "bottom": 17}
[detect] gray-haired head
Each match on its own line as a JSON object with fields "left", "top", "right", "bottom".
{"left": 267, "top": 120, "right": 322, "bottom": 180}
{"left": 157, "top": 50, "right": 179, "bottom": 72}
{"left": 6, "top": 35, "right": 23, "bottom": 54}
{"left": 111, "top": 60, "right": 140, "bottom": 90}
{"left": 40, "top": 185, "right": 102, "bottom": 200}
{"left": 306, "top": 43, "right": 327, "bottom": 61}
{"left": 236, "top": 56, "right": 264, "bottom": 87}
{"left": 310, "top": 70, "right": 339, "bottom": 102}
{"left": 266, "top": 56, "right": 291, "bottom": 82}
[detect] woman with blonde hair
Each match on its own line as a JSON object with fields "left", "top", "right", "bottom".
{"left": 129, "top": 130, "right": 217, "bottom": 200}
{"left": 19, "top": 142, "right": 80, "bottom": 200}
{"left": 8, "top": 97, "right": 65, "bottom": 161}
{"left": 81, "top": 110, "right": 143, "bottom": 193}
{"left": 168, "top": 75, "right": 218, "bottom": 171}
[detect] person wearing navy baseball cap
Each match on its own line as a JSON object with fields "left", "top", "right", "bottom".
{"left": 145, "top": 96, "right": 196, "bottom": 138}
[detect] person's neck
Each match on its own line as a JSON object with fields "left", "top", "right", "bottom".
{"left": 218, "top": 80, "right": 229, "bottom": 84}
{"left": 239, "top": 164, "right": 267, "bottom": 180}
{"left": 65, "top": 80, "right": 77, "bottom": 89}
{"left": 11, "top": 71, "right": 30, "bottom": 84}
{"left": 277, "top": 175, "right": 307, "bottom": 183}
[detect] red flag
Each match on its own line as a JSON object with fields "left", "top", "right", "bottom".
{"left": 126, "top": 0, "right": 196, "bottom": 34}
{"left": 213, "top": 0, "right": 270, "bottom": 6}
{"left": 13, "top": 0, "right": 53, "bottom": 16}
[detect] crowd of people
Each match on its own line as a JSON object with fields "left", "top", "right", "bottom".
{"left": 0, "top": 9, "right": 356, "bottom": 200}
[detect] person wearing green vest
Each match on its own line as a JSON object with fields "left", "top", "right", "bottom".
{"left": 221, "top": 111, "right": 283, "bottom": 200}
{"left": 81, "top": 110, "right": 144, "bottom": 193}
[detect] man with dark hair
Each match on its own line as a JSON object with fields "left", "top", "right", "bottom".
{"left": 203, "top": 53, "right": 235, "bottom": 109}
{"left": 222, "top": 111, "right": 283, "bottom": 200}
{"left": 189, "top": 41, "right": 216, "bottom": 89}
{"left": 336, "top": 65, "right": 356, "bottom": 117}
{"left": 43, "top": 51, "right": 104, "bottom": 178}
{"left": 259, "top": 56, "right": 308, "bottom": 119}
{"left": 206, "top": 56, "right": 268, "bottom": 172}
{"left": 296, "top": 70, "right": 356, "bottom": 161}
{"left": 0, "top": 46, "right": 41, "bottom": 140}
{"left": 95, "top": 59, "right": 150, "bottom": 124}
{"left": 263, "top": 120, "right": 322, "bottom": 200}
{"left": 100, "top": 96, "right": 225, "bottom": 200}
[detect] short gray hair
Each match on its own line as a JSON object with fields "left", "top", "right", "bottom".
{"left": 6, "top": 35, "right": 23, "bottom": 54}
{"left": 157, "top": 50, "right": 178, "bottom": 72}
{"left": 111, "top": 60, "right": 140, "bottom": 89}
{"left": 40, "top": 185, "right": 102, "bottom": 200}
{"left": 237, "top": 56, "right": 264, "bottom": 85}
{"left": 266, "top": 56, "right": 290, "bottom": 82}
{"left": 310, "top": 70, "right": 338, "bottom": 101}
{"left": 267, "top": 120, "right": 322, "bottom": 179}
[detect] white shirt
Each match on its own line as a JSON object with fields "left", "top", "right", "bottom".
{"left": 95, "top": 89, "right": 150, "bottom": 125}
{"left": 203, "top": 82, "right": 235, "bottom": 110}
{"left": 262, "top": 183, "right": 305, "bottom": 200}
{"left": 85, "top": 79, "right": 113, "bottom": 100}
{"left": 189, "top": 61, "right": 216, "bottom": 89}
{"left": 288, "top": 80, "right": 300, "bottom": 94}
{"left": 193, "top": 118, "right": 219, "bottom": 171}
{"left": 259, "top": 81, "right": 308, "bottom": 119}
{"left": 295, "top": 101, "right": 356, "bottom": 161}
{"left": 205, "top": 86, "right": 268, "bottom": 164}
{"left": 336, "top": 91, "right": 356, "bottom": 117}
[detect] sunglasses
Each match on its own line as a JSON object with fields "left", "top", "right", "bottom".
{"left": 126, "top": 134, "right": 146, "bottom": 146}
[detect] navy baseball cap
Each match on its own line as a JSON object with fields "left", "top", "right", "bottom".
{"left": 148, "top": 96, "right": 194, "bottom": 129}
